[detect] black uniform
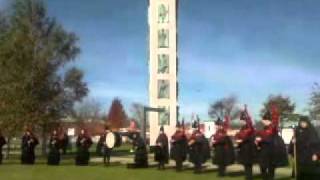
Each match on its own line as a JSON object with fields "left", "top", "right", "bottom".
{"left": 189, "top": 130, "right": 210, "bottom": 173}
{"left": 211, "top": 118, "right": 235, "bottom": 176}
{"left": 256, "top": 108, "right": 288, "bottom": 180}
{"left": 97, "top": 133, "right": 112, "bottom": 165}
{"left": 75, "top": 134, "right": 93, "bottom": 166}
{"left": 47, "top": 133, "right": 61, "bottom": 165}
{"left": 21, "top": 133, "right": 39, "bottom": 164}
{"left": 170, "top": 129, "right": 188, "bottom": 171}
{"left": 0, "top": 134, "right": 6, "bottom": 164}
{"left": 127, "top": 133, "right": 148, "bottom": 168}
{"left": 289, "top": 117, "right": 320, "bottom": 180}
{"left": 155, "top": 131, "right": 169, "bottom": 170}
{"left": 235, "top": 109, "right": 256, "bottom": 180}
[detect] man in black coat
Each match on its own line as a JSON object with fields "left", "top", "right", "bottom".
{"left": 289, "top": 116, "right": 320, "bottom": 180}
{"left": 154, "top": 126, "right": 169, "bottom": 170}
{"left": 61, "top": 132, "right": 69, "bottom": 155}
{"left": 47, "top": 130, "right": 61, "bottom": 165}
{"left": 0, "top": 131, "right": 6, "bottom": 164}
{"left": 21, "top": 130, "right": 39, "bottom": 165}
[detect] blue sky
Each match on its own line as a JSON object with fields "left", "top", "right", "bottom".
{"left": 1, "top": 0, "right": 320, "bottom": 120}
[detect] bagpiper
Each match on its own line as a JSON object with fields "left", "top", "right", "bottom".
{"left": 170, "top": 121, "right": 188, "bottom": 172}
{"left": 235, "top": 105, "right": 256, "bottom": 180}
{"left": 211, "top": 116, "right": 235, "bottom": 177}
{"left": 255, "top": 105, "right": 288, "bottom": 180}
{"left": 97, "top": 126, "right": 113, "bottom": 166}
{"left": 188, "top": 117, "right": 210, "bottom": 173}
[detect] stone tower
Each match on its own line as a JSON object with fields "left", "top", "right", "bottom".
{"left": 148, "top": 0, "right": 179, "bottom": 145}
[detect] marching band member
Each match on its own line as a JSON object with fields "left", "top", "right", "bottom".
{"left": 289, "top": 116, "right": 320, "bottom": 180}
{"left": 211, "top": 116, "right": 235, "bottom": 177}
{"left": 255, "top": 105, "right": 288, "bottom": 180}
{"left": 170, "top": 121, "right": 188, "bottom": 172}
{"left": 97, "top": 126, "right": 113, "bottom": 166}
{"left": 47, "top": 130, "right": 61, "bottom": 165}
{"left": 188, "top": 118, "right": 210, "bottom": 173}
{"left": 154, "top": 126, "right": 169, "bottom": 170}
{"left": 75, "top": 129, "right": 93, "bottom": 166}
{"left": 235, "top": 105, "right": 256, "bottom": 180}
{"left": 0, "top": 130, "right": 6, "bottom": 164}
{"left": 21, "top": 129, "right": 39, "bottom": 165}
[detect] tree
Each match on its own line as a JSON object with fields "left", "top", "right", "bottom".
{"left": 0, "top": 0, "right": 88, "bottom": 156}
{"left": 106, "top": 98, "right": 128, "bottom": 129}
{"left": 130, "top": 103, "right": 145, "bottom": 128}
{"left": 208, "top": 95, "right": 240, "bottom": 120}
{"left": 260, "top": 94, "right": 295, "bottom": 124}
{"left": 309, "top": 82, "right": 320, "bottom": 120}
{"left": 73, "top": 97, "right": 102, "bottom": 122}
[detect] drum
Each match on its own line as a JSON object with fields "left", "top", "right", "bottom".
{"left": 105, "top": 132, "right": 122, "bottom": 148}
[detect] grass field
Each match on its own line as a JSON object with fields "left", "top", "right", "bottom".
{"left": 0, "top": 158, "right": 293, "bottom": 180}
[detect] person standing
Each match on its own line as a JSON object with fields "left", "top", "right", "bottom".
{"left": 97, "top": 126, "right": 113, "bottom": 166}
{"left": 170, "top": 121, "right": 188, "bottom": 172}
{"left": 211, "top": 116, "right": 235, "bottom": 177}
{"left": 154, "top": 126, "right": 169, "bottom": 170}
{"left": 75, "top": 129, "right": 93, "bottom": 166}
{"left": 47, "top": 130, "right": 61, "bottom": 165}
{"left": 127, "top": 132, "right": 148, "bottom": 168}
{"left": 21, "top": 130, "right": 39, "bottom": 165}
{"left": 255, "top": 105, "right": 288, "bottom": 180}
{"left": 0, "top": 131, "right": 6, "bottom": 164}
{"left": 188, "top": 120, "right": 210, "bottom": 174}
{"left": 235, "top": 106, "right": 256, "bottom": 180}
{"left": 289, "top": 116, "right": 320, "bottom": 180}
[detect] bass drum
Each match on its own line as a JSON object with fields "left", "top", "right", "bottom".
{"left": 106, "top": 132, "right": 122, "bottom": 149}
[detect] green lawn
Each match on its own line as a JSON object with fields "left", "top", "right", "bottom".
{"left": 0, "top": 159, "right": 293, "bottom": 180}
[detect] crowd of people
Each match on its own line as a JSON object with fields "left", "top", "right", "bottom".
{"left": 0, "top": 105, "right": 319, "bottom": 180}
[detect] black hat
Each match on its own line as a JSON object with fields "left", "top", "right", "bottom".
{"left": 105, "top": 125, "right": 110, "bottom": 130}
{"left": 215, "top": 117, "right": 223, "bottom": 125}
{"left": 240, "top": 111, "right": 247, "bottom": 121}
{"left": 160, "top": 126, "right": 164, "bottom": 132}
{"left": 262, "top": 111, "right": 272, "bottom": 121}
{"left": 192, "top": 121, "right": 198, "bottom": 128}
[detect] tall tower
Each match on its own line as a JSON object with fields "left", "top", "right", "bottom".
{"left": 148, "top": 0, "right": 179, "bottom": 146}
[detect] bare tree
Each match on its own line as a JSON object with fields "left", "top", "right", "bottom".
{"left": 309, "top": 82, "right": 320, "bottom": 120}
{"left": 130, "top": 103, "right": 145, "bottom": 128}
{"left": 208, "top": 95, "right": 240, "bottom": 120}
{"left": 73, "top": 97, "right": 102, "bottom": 122}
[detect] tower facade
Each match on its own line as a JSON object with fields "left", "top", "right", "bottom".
{"left": 148, "top": 0, "right": 179, "bottom": 145}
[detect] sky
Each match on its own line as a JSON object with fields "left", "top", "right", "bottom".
{"left": 1, "top": 0, "right": 320, "bottom": 120}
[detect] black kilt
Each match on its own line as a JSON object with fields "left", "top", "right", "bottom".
{"left": 170, "top": 140, "right": 187, "bottom": 162}
{"left": 47, "top": 148, "right": 60, "bottom": 165}
{"left": 236, "top": 136, "right": 257, "bottom": 165}
{"left": 75, "top": 148, "right": 90, "bottom": 165}
{"left": 154, "top": 146, "right": 169, "bottom": 163}
{"left": 212, "top": 136, "right": 235, "bottom": 166}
